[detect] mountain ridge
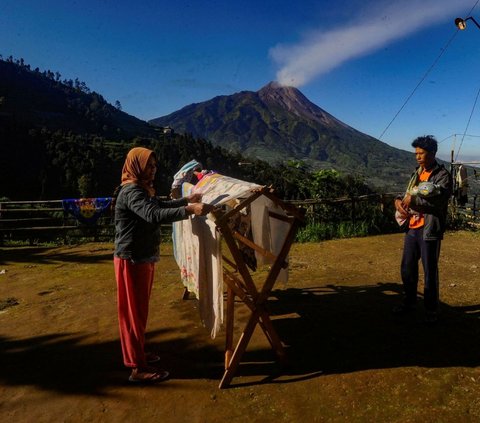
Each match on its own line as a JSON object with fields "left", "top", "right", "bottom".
{"left": 0, "top": 59, "right": 158, "bottom": 139}
{"left": 149, "top": 81, "right": 415, "bottom": 189}
{"left": 0, "top": 58, "right": 277, "bottom": 199}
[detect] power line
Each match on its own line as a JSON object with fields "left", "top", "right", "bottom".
{"left": 439, "top": 134, "right": 455, "bottom": 144}
{"left": 378, "top": 30, "right": 459, "bottom": 140}
{"left": 456, "top": 86, "right": 480, "bottom": 161}
{"left": 439, "top": 133, "right": 480, "bottom": 144}
{"left": 467, "top": 0, "right": 480, "bottom": 17}
{"left": 379, "top": 0, "right": 480, "bottom": 141}
{"left": 454, "top": 0, "right": 480, "bottom": 160}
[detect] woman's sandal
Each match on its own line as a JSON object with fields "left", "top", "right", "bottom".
{"left": 128, "top": 367, "right": 169, "bottom": 384}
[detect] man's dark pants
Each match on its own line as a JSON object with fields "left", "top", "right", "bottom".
{"left": 401, "top": 227, "right": 441, "bottom": 312}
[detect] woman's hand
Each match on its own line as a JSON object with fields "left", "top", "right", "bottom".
{"left": 185, "top": 202, "right": 215, "bottom": 216}
{"left": 186, "top": 193, "right": 203, "bottom": 203}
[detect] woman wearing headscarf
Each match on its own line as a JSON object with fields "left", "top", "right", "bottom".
{"left": 114, "top": 147, "right": 213, "bottom": 383}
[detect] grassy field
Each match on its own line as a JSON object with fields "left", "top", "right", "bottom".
{"left": 0, "top": 231, "right": 480, "bottom": 422}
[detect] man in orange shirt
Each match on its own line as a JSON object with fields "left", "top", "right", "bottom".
{"left": 393, "top": 135, "right": 452, "bottom": 323}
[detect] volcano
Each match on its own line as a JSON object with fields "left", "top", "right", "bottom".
{"left": 149, "top": 81, "right": 414, "bottom": 189}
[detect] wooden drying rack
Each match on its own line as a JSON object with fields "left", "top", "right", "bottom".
{"left": 206, "top": 187, "right": 304, "bottom": 388}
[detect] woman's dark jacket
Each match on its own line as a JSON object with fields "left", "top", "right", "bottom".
{"left": 114, "top": 183, "right": 188, "bottom": 261}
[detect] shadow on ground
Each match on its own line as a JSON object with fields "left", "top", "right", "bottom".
{"left": 0, "top": 328, "right": 224, "bottom": 396}
{"left": 0, "top": 246, "right": 112, "bottom": 265}
{"left": 229, "top": 282, "right": 480, "bottom": 386}
{"left": 2, "top": 281, "right": 480, "bottom": 393}
{"left": 0, "top": 245, "right": 172, "bottom": 266}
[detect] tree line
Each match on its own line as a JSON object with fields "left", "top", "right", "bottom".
{"left": 0, "top": 120, "right": 375, "bottom": 203}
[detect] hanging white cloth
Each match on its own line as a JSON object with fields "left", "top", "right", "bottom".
{"left": 173, "top": 173, "right": 290, "bottom": 338}
{"left": 250, "top": 196, "right": 290, "bottom": 284}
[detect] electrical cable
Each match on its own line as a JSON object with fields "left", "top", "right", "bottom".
{"left": 439, "top": 133, "right": 480, "bottom": 144}
{"left": 467, "top": 0, "right": 480, "bottom": 18}
{"left": 456, "top": 86, "right": 480, "bottom": 161}
{"left": 379, "top": 0, "right": 480, "bottom": 141}
{"left": 453, "top": 0, "right": 480, "bottom": 161}
{"left": 378, "top": 31, "right": 459, "bottom": 140}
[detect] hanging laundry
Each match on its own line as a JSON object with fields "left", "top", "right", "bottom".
{"left": 455, "top": 165, "right": 468, "bottom": 206}
{"left": 62, "top": 197, "right": 112, "bottom": 224}
{"left": 172, "top": 172, "right": 290, "bottom": 338}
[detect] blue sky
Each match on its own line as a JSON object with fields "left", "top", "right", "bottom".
{"left": 2, "top": 0, "right": 480, "bottom": 162}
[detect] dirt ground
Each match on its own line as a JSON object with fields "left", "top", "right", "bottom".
{"left": 1, "top": 230, "right": 480, "bottom": 422}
